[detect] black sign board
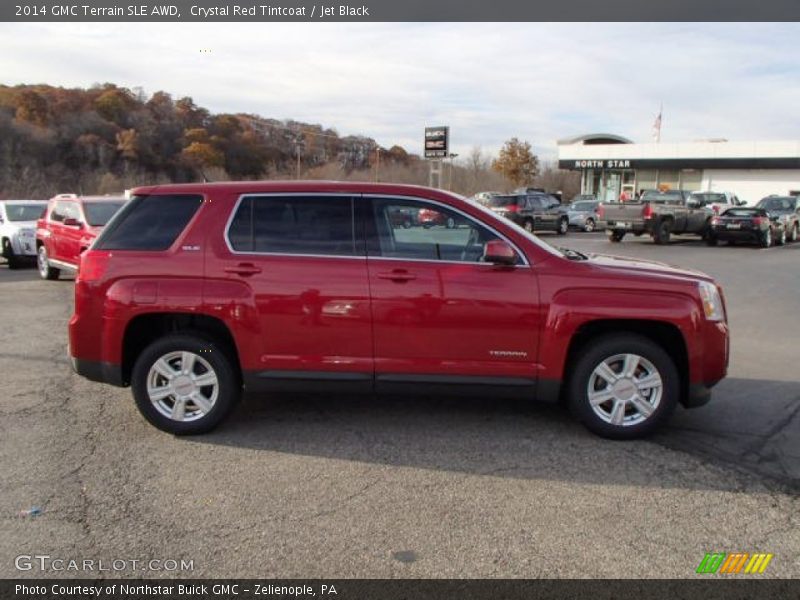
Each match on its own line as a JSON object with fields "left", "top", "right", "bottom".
{"left": 425, "top": 126, "right": 449, "bottom": 159}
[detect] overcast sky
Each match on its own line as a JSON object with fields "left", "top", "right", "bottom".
{"left": 1, "top": 22, "right": 799, "bottom": 160}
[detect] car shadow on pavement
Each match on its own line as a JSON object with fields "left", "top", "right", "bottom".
{"left": 188, "top": 377, "right": 799, "bottom": 494}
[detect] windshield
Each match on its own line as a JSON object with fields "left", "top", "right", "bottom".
{"left": 487, "top": 196, "right": 520, "bottom": 208}
{"left": 641, "top": 190, "right": 683, "bottom": 203}
{"left": 690, "top": 193, "right": 726, "bottom": 204}
{"left": 83, "top": 201, "right": 126, "bottom": 226}
{"left": 5, "top": 203, "right": 45, "bottom": 221}
{"left": 757, "top": 197, "right": 796, "bottom": 212}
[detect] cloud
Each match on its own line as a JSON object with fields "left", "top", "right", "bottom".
{"left": 1, "top": 22, "right": 799, "bottom": 159}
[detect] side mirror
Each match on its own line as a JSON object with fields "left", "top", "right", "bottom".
{"left": 483, "top": 240, "right": 517, "bottom": 266}
{"left": 63, "top": 217, "right": 82, "bottom": 227}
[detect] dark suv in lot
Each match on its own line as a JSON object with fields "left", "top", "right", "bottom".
{"left": 69, "top": 182, "right": 729, "bottom": 439}
{"left": 486, "top": 193, "right": 570, "bottom": 235}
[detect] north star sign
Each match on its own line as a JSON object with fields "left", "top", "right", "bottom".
{"left": 574, "top": 160, "right": 632, "bottom": 168}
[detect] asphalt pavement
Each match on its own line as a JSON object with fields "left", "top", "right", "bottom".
{"left": 0, "top": 233, "right": 798, "bottom": 579}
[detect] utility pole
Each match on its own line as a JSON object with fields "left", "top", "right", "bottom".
{"left": 447, "top": 153, "right": 459, "bottom": 190}
{"left": 294, "top": 134, "right": 303, "bottom": 180}
{"left": 375, "top": 146, "right": 380, "bottom": 182}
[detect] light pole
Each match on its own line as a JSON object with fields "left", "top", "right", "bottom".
{"left": 447, "top": 153, "right": 459, "bottom": 190}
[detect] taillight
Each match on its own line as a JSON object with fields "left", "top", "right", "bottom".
{"left": 596, "top": 205, "right": 605, "bottom": 218}
{"left": 752, "top": 217, "right": 766, "bottom": 226}
{"left": 710, "top": 217, "right": 720, "bottom": 226}
{"left": 642, "top": 203, "right": 654, "bottom": 219}
{"left": 507, "top": 204, "right": 519, "bottom": 213}
{"left": 713, "top": 205, "right": 720, "bottom": 215}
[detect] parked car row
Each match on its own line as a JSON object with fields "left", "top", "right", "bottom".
{"left": 597, "top": 191, "right": 799, "bottom": 248}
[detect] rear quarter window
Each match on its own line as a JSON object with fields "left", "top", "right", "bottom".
{"left": 94, "top": 194, "right": 203, "bottom": 251}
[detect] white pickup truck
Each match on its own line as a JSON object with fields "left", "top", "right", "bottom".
{"left": 687, "top": 191, "right": 746, "bottom": 214}
{"left": 0, "top": 200, "right": 48, "bottom": 269}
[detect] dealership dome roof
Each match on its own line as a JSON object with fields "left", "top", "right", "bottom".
{"left": 557, "top": 133, "right": 634, "bottom": 145}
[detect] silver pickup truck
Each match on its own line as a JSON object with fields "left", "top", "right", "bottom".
{"left": 598, "top": 189, "right": 713, "bottom": 244}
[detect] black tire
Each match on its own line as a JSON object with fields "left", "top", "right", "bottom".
{"left": 131, "top": 333, "right": 241, "bottom": 435}
{"left": 445, "top": 216, "right": 456, "bottom": 229}
{"left": 557, "top": 216, "right": 569, "bottom": 235}
{"left": 567, "top": 334, "right": 679, "bottom": 440}
{"left": 37, "top": 245, "right": 60, "bottom": 280}
{"left": 608, "top": 230, "right": 625, "bottom": 243}
{"left": 402, "top": 219, "right": 412, "bottom": 229}
{"left": 584, "top": 218, "right": 596, "bottom": 232}
{"left": 790, "top": 223, "right": 799, "bottom": 243}
{"left": 775, "top": 227, "right": 786, "bottom": 247}
{"left": 705, "top": 235, "right": 718, "bottom": 247}
{"left": 759, "top": 229, "right": 772, "bottom": 248}
{"left": 653, "top": 219, "right": 672, "bottom": 245}
{"left": 523, "top": 219, "right": 534, "bottom": 233}
{"left": 3, "top": 239, "right": 20, "bottom": 269}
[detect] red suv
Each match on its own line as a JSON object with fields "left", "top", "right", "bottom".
{"left": 36, "top": 194, "right": 126, "bottom": 280}
{"left": 69, "top": 182, "right": 729, "bottom": 439}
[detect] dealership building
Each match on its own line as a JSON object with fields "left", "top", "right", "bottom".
{"left": 557, "top": 134, "right": 800, "bottom": 204}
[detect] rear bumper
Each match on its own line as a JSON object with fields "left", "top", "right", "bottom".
{"left": 70, "top": 354, "right": 125, "bottom": 387}
{"left": 711, "top": 228, "right": 760, "bottom": 242}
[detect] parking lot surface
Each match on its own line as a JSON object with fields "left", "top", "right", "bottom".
{"left": 1, "top": 232, "right": 798, "bottom": 578}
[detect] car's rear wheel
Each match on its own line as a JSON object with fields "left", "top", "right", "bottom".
{"left": 131, "top": 333, "right": 240, "bottom": 435}
{"left": 759, "top": 229, "right": 772, "bottom": 248}
{"left": 523, "top": 219, "right": 534, "bottom": 233}
{"left": 37, "top": 245, "right": 60, "bottom": 280}
{"left": 567, "top": 334, "right": 679, "bottom": 439}
{"left": 705, "top": 234, "right": 718, "bottom": 246}
{"left": 653, "top": 220, "right": 672, "bottom": 245}
{"left": 790, "top": 223, "right": 798, "bottom": 243}
{"left": 557, "top": 216, "right": 569, "bottom": 235}
{"left": 608, "top": 230, "right": 625, "bottom": 243}
{"left": 776, "top": 227, "right": 786, "bottom": 246}
{"left": 584, "top": 218, "right": 595, "bottom": 232}
{"left": 445, "top": 216, "right": 456, "bottom": 229}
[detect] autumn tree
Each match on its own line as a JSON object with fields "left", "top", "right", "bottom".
{"left": 492, "top": 138, "right": 539, "bottom": 187}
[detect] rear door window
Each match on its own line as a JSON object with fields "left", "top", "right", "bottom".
{"left": 227, "top": 195, "right": 358, "bottom": 256}
{"left": 94, "top": 195, "right": 201, "bottom": 251}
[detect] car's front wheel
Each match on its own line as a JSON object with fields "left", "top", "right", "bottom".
{"left": 759, "top": 229, "right": 772, "bottom": 248}
{"left": 567, "top": 334, "right": 679, "bottom": 439}
{"left": 131, "top": 333, "right": 240, "bottom": 434}
{"left": 583, "top": 218, "right": 595, "bottom": 232}
{"left": 37, "top": 245, "right": 60, "bottom": 280}
{"left": 790, "top": 223, "right": 799, "bottom": 243}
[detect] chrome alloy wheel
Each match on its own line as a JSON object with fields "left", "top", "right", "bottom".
{"left": 586, "top": 353, "right": 663, "bottom": 427}
{"left": 146, "top": 351, "right": 219, "bottom": 422}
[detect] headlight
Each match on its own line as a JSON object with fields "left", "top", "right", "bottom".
{"left": 698, "top": 281, "right": 725, "bottom": 321}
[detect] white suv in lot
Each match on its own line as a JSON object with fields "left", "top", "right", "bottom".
{"left": 0, "top": 200, "right": 47, "bottom": 269}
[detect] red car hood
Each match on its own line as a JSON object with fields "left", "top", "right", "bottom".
{"left": 586, "top": 252, "right": 713, "bottom": 283}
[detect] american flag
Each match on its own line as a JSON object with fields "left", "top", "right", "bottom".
{"left": 652, "top": 105, "right": 663, "bottom": 142}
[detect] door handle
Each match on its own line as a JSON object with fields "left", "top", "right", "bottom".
{"left": 377, "top": 270, "right": 416, "bottom": 282}
{"left": 224, "top": 263, "right": 262, "bottom": 276}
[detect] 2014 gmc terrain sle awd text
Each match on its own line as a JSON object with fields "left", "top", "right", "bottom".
{"left": 68, "top": 182, "right": 729, "bottom": 439}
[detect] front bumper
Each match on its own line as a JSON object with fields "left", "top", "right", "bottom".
{"left": 4, "top": 235, "right": 37, "bottom": 257}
